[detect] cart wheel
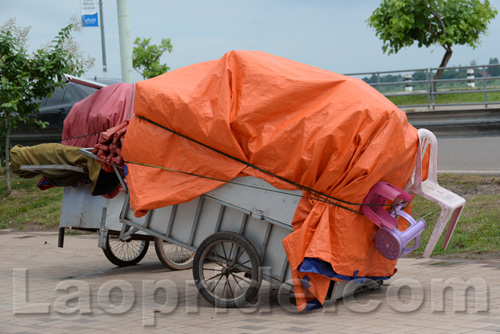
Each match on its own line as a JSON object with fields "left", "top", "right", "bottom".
{"left": 102, "top": 234, "right": 149, "bottom": 267}
{"left": 193, "top": 231, "right": 262, "bottom": 308}
{"left": 154, "top": 238, "right": 195, "bottom": 270}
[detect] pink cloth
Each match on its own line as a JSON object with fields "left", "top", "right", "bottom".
{"left": 62, "top": 83, "right": 134, "bottom": 148}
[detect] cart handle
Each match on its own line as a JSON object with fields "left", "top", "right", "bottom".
{"left": 19, "top": 164, "right": 85, "bottom": 173}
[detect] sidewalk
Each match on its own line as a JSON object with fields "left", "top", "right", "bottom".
{"left": 1, "top": 230, "right": 499, "bottom": 334}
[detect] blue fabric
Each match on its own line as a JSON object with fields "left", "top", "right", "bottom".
{"left": 36, "top": 177, "right": 55, "bottom": 191}
{"left": 301, "top": 275, "right": 312, "bottom": 289}
{"left": 304, "top": 298, "right": 323, "bottom": 311}
{"left": 299, "top": 257, "right": 392, "bottom": 283}
{"left": 297, "top": 258, "right": 392, "bottom": 312}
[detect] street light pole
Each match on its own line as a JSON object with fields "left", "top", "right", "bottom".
{"left": 116, "top": 0, "right": 133, "bottom": 83}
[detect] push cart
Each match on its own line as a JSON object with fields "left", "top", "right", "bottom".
{"left": 59, "top": 182, "right": 195, "bottom": 270}
{"left": 73, "top": 149, "right": 380, "bottom": 308}
{"left": 19, "top": 164, "right": 195, "bottom": 271}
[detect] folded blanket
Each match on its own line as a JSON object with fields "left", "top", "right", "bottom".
{"left": 10, "top": 143, "right": 120, "bottom": 196}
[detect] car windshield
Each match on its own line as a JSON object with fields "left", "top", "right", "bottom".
{"left": 79, "top": 85, "right": 99, "bottom": 96}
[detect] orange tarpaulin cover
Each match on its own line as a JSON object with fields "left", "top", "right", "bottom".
{"left": 122, "top": 50, "right": 418, "bottom": 311}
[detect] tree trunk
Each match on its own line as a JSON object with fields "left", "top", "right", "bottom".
{"left": 433, "top": 46, "right": 453, "bottom": 92}
{"left": 4, "top": 117, "right": 11, "bottom": 197}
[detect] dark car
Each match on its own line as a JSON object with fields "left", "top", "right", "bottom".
{"left": 10, "top": 78, "right": 120, "bottom": 146}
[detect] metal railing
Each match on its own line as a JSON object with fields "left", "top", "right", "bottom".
{"left": 345, "top": 64, "right": 500, "bottom": 110}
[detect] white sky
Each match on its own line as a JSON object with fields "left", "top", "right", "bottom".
{"left": 2, "top": 0, "right": 500, "bottom": 82}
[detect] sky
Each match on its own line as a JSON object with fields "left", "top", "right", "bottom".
{"left": 2, "top": 0, "right": 500, "bottom": 82}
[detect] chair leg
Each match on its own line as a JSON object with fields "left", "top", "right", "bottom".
{"left": 423, "top": 208, "right": 452, "bottom": 258}
{"left": 441, "top": 206, "right": 464, "bottom": 250}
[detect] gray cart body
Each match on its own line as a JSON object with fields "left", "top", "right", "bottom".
{"left": 60, "top": 184, "right": 131, "bottom": 232}
{"left": 118, "top": 176, "right": 301, "bottom": 286}
{"left": 60, "top": 176, "right": 300, "bottom": 285}
{"left": 60, "top": 174, "right": 379, "bottom": 299}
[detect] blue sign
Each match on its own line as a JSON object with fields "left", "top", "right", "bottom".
{"left": 82, "top": 13, "right": 99, "bottom": 27}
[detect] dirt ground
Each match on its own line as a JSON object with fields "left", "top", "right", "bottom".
{"left": 438, "top": 174, "right": 500, "bottom": 197}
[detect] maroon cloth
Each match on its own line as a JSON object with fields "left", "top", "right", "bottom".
{"left": 61, "top": 83, "right": 134, "bottom": 148}
{"left": 60, "top": 82, "right": 134, "bottom": 197}
{"left": 92, "top": 121, "right": 128, "bottom": 173}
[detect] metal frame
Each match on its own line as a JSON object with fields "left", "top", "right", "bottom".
{"left": 345, "top": 63, "right": 500, "bottom": 110}
{"left": 72, "top": 148, "right": 380, "bottom": 297}
{"left": 118, "top": 191, "right": 293, "bottom": 286}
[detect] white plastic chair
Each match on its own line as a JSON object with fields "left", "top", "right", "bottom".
{"left": 409, "top": 129, "right": 466, "bottom": 258}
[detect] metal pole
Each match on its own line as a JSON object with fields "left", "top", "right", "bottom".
{"left": 483, "top": 66, "right": 488, "bottom": 109}
{"left": 116, "top": 0, "right": 133, "bottom": 83}
{"left": 99, "top": 0, "right": 107, "bottom": 77}
{"left": 425, "top": 68, "right": 430, "bottom": 110}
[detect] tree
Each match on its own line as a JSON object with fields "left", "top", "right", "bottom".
{"left": 488, "top": 57, "right": 500, "bottom": 77}
{"left": 0, "top": 25, "right": 82, "bottom": 196}
{"left": 53, "top": 15, "right": 96, "bottom": 74}
{"left": 132, "top": 37, "right": 173, "bottom": 79}
{"left": 367, "top": 0, "right": 498, "bottom": 90}
{"left": 0, "top": 18, "right": 31, "bottom": 47}
{"left": 1, "top": 17, "right": 95, "bottom": 74}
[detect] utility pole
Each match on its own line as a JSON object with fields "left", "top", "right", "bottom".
{"left": 116, "top": 0, "right": 133, "bottom": 83}
{"left": 99, "top": 0, "right": 107, "bottom": 77}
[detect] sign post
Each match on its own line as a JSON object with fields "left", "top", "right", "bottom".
{"left": 81, "top": 0, "right": 99, "bottom": 27}
{"left": 81, "top": 0, "right": 108, "bottom": 77}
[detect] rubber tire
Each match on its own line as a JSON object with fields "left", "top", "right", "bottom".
{"left": 193, "top": 231, "right": 262, "bottom": 308}
{"left": 102, "top": 234, "right": 149, "bottom": 267}
{"left": 154, "top": 238, "right": 195, "bottom": 270}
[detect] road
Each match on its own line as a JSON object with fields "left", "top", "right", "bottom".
{"left": 437, "top": 136, "right": 500, "bottom": 174}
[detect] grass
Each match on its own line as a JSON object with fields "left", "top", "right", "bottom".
{"left": 410, "top": 174, "right": 500, "bottom": 257}
{"left": 1, "top": 170, "right": 500, "bottom": 258}
{"left": 0, "top": 171, "right": 63, "bottom": 230}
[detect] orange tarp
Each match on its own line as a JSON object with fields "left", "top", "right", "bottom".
{"left": 122, "top": 50, "right": 418, "bottom": 311}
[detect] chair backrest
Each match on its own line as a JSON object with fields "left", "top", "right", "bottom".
{"left": 414, "top": 128, "right": 439, "bottom": 186}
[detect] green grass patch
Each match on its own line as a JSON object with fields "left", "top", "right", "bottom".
{"left": 0, "top": 171, "right": 63, "bottom": 230}
{"left": 1, "top": 170, "right": 500, "bottom": 257}
{"left": 410, "top": 174, "right": 500, "bottom": 257}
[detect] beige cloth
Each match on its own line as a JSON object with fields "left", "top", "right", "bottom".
{"left": 10, "top": 144, "right": 117, "bottom": 195}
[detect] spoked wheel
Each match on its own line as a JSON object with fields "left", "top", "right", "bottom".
{"left": 193, "top": 231, "right": 262, "bottom": 308}
{"left": 154, "top": 237, "right": 195, "bottom": 270}
{"left": 102, "top": 234, "right": 149, "bottom": 267}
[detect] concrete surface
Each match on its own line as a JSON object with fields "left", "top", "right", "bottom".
{"left": 436, "top": 136, "right": 500, "bottom": 174}
{"left": 1, "top": 230, "right": 500, "bottom": 333}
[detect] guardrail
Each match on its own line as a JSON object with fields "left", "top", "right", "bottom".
{"left": 406, "top": 107, "right": 500, "bottom": 137}
{"left": 345, "top": 63, "right": 500, "bottom": 110}
{"left": 6, "top": 65, "right": 500, "bottom": 150}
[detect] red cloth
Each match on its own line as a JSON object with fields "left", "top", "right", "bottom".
{"left": 61, "top": 82, "right": 134, "bottom": 198}
{"left": 62, "top": 83, "right": 134, "bottom": 148}
{"left": 92, "top": 121, "right": 128, "bottom": 173}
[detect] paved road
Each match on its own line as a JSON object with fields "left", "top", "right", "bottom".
{"left": 437, "top": 136, "right": 500, "bottom": 174}
{"left": 1, "top": 231, "right": 500, "bottom": 333}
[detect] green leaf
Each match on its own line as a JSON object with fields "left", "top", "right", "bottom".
{"left": 132, "top": 36, "right": 174, "bottom": 79}
{"left": 0, "top": 22, "right": 86, "bottom": 132}
{"left": 367, "top": 0, "right": 498, "bottom": 67}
